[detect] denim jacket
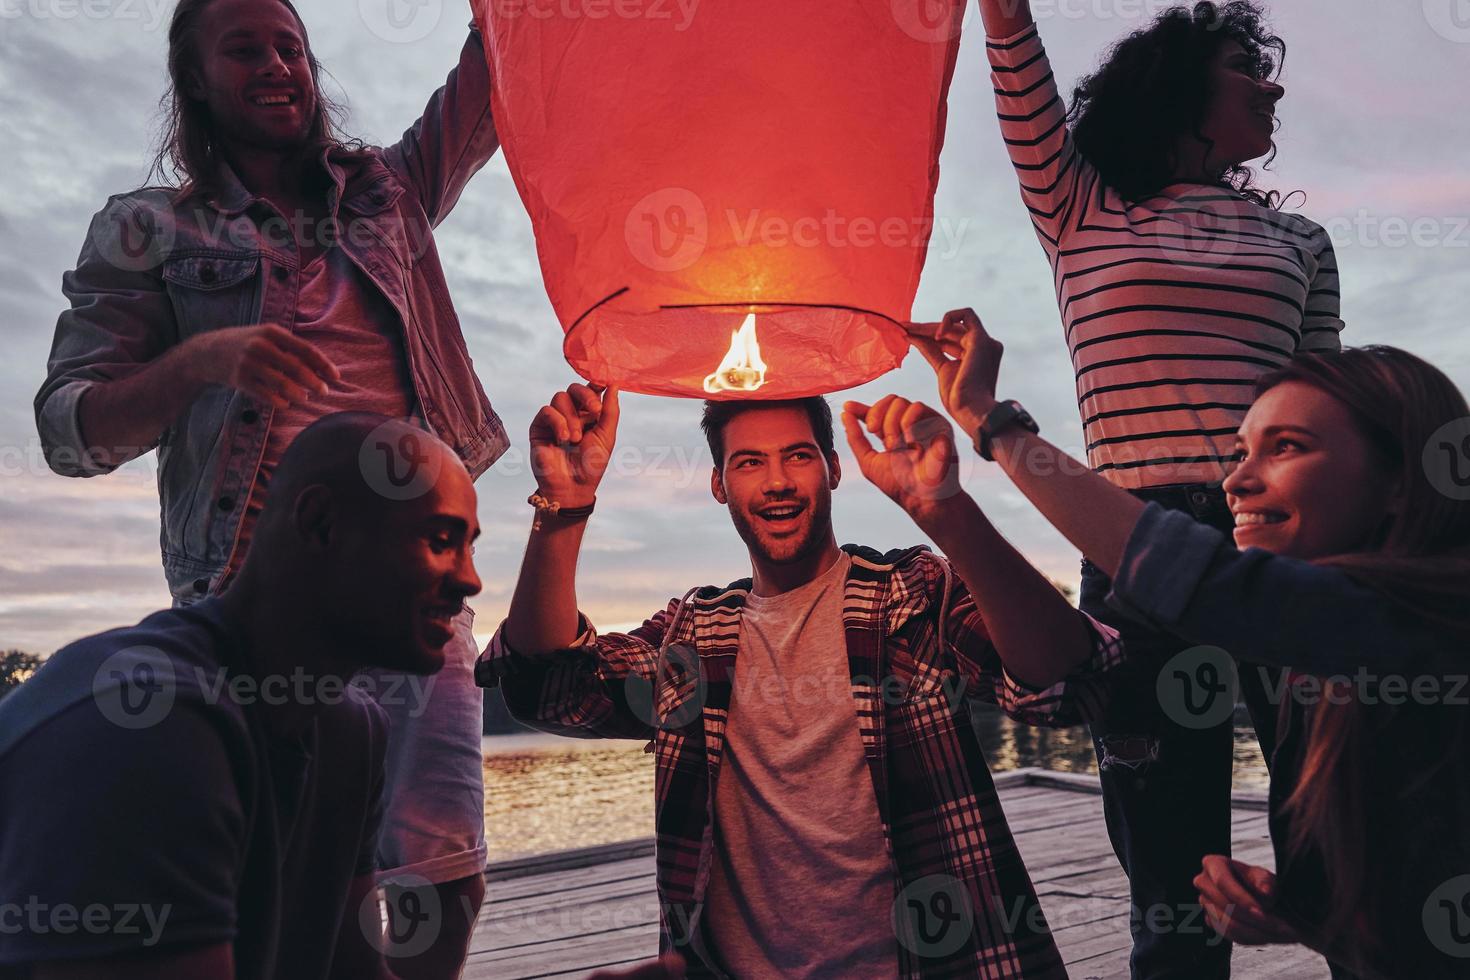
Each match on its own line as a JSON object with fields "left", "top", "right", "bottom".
{"left": 1110, "top": 504, "right": 1469, "bottom": 978}
{"left": 35, "top": 31, "right": 510, "bottom": 603}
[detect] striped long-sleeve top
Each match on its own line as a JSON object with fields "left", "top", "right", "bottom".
{"left": 987, "top": 25, "right": 1345, "bottom": 490}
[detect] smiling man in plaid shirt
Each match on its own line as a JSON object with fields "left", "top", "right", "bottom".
{"left": 477, "top": 382, "right": 1124, "bottom": 978}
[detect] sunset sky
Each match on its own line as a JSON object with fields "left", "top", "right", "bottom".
{"left": 2, "top": 0, "right": 1467, "bottom": 653}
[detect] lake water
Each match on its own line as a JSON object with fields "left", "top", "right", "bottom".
{"left": 482, "top": 714, "right": 1270, "bottom": 862}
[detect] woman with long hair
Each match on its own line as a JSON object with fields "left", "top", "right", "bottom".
{"left": 889, "top": 308, "right": 1470, "bottom": 979}
{"left": 975, "top": 1, "right": 1345, "bottom": 974}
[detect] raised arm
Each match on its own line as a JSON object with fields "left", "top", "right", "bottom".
{"left": 483, "top": 599, "right": 682, "bottom": 741}
{"left": 980, "top": 0, "right": 1089, "bottom": 248}
{"left": 502, "top": 383, "right": 620, "bottom": 656}
{"left": 381, "top": 28, "right": 500, "bottom": 228}
{"left": 1103, "top": 504, "right": 1458, "bottom": 677}
{"left": 840, "top": 395, "right": 1101, "bottom": 691}
{"left": 904, "top": 310, "right": 1461, "bottom": 677}
{"left": 978, "top": 0, "right": 1035, "bottom": 43}
{"left": 906, "top": 308, "right": 1148, "bottom": 575}
{"left": 481, "top": 384, "right": 680, "bottom": 741}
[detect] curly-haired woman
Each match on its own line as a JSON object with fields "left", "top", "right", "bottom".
{"left": 976, "top": 2, "right": 1345, "bottom": 977}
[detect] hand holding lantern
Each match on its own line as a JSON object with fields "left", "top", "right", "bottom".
{"left": 529, "top": 383, "right": 621, "bottom": 511}
{"left": 903, "top": 308, "right": 1005, "bottom": 444}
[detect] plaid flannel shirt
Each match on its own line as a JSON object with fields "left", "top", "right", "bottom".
{"left": 477, "top": 543, "right": 1124, "bottom": 979}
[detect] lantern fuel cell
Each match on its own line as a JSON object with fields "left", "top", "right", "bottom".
{"left": 704, "top": 314, "right": 766, "bottom": 394}
{"left": 474, "top": 0, "right": 965, "bottom": 399}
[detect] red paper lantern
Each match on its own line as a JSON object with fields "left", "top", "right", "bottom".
{"left": 475, "top": 0, "right": 964, "bottom": 398}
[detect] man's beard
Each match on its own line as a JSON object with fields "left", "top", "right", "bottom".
{"left": 212, "top": 104, "right": 316, "bottom": 156}
{"left": 727, "top": 490, "right": 834, "bottom": 566}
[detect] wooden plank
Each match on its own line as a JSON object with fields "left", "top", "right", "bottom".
{"left": 1015, "top": 767, "right": 1272, "bottom": 811}
{"left": 475, "top": 901, "right": 658, "bottom": 966}
{"left": 487, "top": 838, "right": 656, "bottom": 882}
{"left": 485, "top": 860, "right": 655, "bottom": 916}
{"left": 479, "top": 878, "right": 656, "bottom": 934}
{"left": 471, "top": 771, "right": 1326, "bottom": 978}
{"left": 465, "top": 930, "right": 658, "bottom": 980}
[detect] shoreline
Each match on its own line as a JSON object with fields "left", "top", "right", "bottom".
{"left": 482, "top": 732, "right": 650, "bottom": 756}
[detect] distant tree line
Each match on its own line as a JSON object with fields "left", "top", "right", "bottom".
{"left": 0, "top": 650, "right": 44, "bottom": 700}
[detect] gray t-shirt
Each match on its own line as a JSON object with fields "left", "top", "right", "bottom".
{"left": 0, "top": 599, "right": 386, "bottom": 979}
{"left": 703, "top": 553, "right": 899, "bottom": 977}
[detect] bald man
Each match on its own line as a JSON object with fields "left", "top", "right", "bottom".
{"left": 0, "top": 413, "right": 480, "bottom": 980}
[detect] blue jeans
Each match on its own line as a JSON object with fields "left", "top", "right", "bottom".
{"left": 1080, "top": 484, "right": 1282, "bottom": 980}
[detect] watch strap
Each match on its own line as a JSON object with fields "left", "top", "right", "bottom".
{"left": 974, "top": 400, "right": 1039, "bottom": 461}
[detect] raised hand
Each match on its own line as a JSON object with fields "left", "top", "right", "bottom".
{"left": 529, "top": 383, "right": 621, "bottom": 509}
{"left": 841, "top": 395, "right": 963, "bottom": 522}
{"left": 182, "top": 323, "right": 340, "bottom": 410}
{"left": 903, "top": 308, "right": 1004, "bottom": 442}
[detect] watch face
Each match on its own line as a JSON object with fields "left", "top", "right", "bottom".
{"left": 1008, "top": 402, "right": 1037, "bottom": 432}
{"left": 975, "top": 402, "right": 1038, "bottom": 460}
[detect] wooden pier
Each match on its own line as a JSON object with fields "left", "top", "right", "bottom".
{"left": 467, "top": 768, "right": 1330, "bottom": 979}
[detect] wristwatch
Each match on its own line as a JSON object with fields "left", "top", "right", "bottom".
{"left": 974, "top": 399, "right": 1039, "bottom": 461}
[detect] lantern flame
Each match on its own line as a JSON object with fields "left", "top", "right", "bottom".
{"left": 703, "top": 314, "right": 768, "bottom": 394}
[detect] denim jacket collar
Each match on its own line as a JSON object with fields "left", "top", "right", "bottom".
{"left": 202, "top": 143, "right": 370, "bottom": 218}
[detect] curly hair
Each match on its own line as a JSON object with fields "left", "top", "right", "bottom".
{"left": 1067, "top": 1, "right": 1286, "bottom": 207}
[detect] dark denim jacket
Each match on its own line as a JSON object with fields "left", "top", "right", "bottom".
{"left": 1111, "top": 504, "right": 1469, "bottom": 979}
{"left": 35, "top": 31, "right": 510, "bottom": 603}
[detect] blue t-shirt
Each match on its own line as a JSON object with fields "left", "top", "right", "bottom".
{"left": 0, "top": 598, "right": 387, "bottom": 979}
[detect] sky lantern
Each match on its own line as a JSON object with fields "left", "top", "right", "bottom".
{"left": 474, "top": 0, "right": 965, "bottom": 399}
